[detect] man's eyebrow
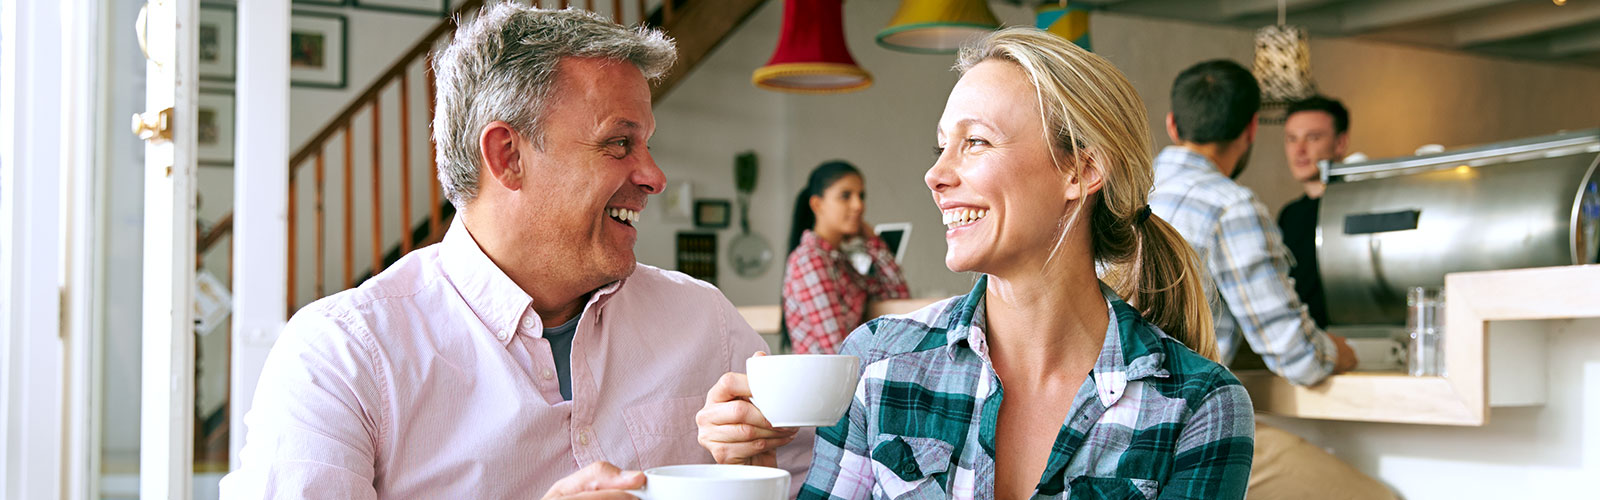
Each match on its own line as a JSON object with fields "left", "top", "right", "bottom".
{"left": 600, "top": 119, "right": 643, "bottom": 133}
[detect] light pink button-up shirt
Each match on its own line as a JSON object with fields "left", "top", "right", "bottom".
{"left": 221, "top": 219, "right": 812, "bottom": 499}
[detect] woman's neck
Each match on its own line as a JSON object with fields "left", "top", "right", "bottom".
{"left": 812, "top": 226, "right": 845, "bottom": 248}
{"left": 982, "top": 251, "right": 1109, "bottom": 386}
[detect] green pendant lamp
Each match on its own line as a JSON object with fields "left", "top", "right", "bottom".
{"left": 876, "top": 0, "right": 1000, "bottom": 54}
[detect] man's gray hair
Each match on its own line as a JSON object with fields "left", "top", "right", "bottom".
{"left": 431, "top": 4, "right": 676, "bottom": 208}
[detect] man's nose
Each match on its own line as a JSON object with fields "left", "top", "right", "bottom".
{"left": 634, "top": 150, "right": 666, "bottom": 194}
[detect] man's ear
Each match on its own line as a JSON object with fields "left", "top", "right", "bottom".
{"left": 1243, "top": 114, "right": 1259, "bottom": 144}
{"left": 1165, "top": 112, "right": 1181, "bottom": 144}
{"left": 479, "top": 121, "right": 524, "bottom": 192}
{"left": 1335, "top": 132, "right": 1350, "bottom": 159}
{"left": 1064, "top": 151, "right": 1106, "bottom": 202}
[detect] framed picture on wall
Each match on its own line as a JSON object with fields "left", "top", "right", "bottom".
{"left": 198, "top": 4, "right": 236, "bottom": 82}
{"left": 197, "top": 90, "right": 235, "bottom": 166}
{"left": 290, "top": 11, "right": 347, "bottom": 89}
{"left": 694, "top": 200, "right": 731, "bottom": 229}
{"left": 355, "top": 0, "right": 449, "bottom": 16}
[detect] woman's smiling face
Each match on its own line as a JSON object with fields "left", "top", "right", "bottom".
{"left": 926, "top": 60, "right": 1077, "bottom": 276}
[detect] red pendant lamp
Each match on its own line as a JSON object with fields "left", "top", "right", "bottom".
{"left": 752, "top": 0, "right": 872, "bottom": 94}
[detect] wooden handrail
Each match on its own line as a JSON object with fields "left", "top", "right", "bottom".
{"left": 289, "top": 0, "right": 487, "bottom": 174}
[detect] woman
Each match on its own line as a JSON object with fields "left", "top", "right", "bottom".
{"left": 781, "top": 161, "right": 910, "bottom": 354}
{"left": 696, "top": 28, "right": 1253, "bottom": 499}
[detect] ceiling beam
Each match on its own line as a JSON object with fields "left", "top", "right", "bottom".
{"left": 650, "top": 0, "right": 769, "bottom": 101}
{"left": 1340, "top": 0, "right": 1516, "bottom": 33}
{"left": 1548, "top": 23, "right": 1600, "bottom": 56}
{"left": 1219, "top": 0, "right": 1335, "bottom": 20}
{"left": 1452, "top": 1, "right": 1600, "bottom": 46}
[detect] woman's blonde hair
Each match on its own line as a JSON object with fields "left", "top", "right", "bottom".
{"left": 955, "top": 27, "right": 1218, "bottom": 361}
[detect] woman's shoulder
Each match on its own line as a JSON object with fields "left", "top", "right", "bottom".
{"left": 1140, "top": 326, "right": 1247, "bottom": 407}
{"left": 837, "top": 295, "right": 969, "bottom": 364}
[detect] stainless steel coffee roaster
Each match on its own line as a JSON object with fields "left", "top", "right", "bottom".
{"left": 1318, "top": 128, "right": 1600, "bottom": 326}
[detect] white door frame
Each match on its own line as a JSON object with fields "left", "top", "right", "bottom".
{"left": 0, "top": 0, "right": 68, "bottom": 497}
{"left": 138, "top": 0, "right": 199, "bottom": 498}
{"left": 230, "top": 0, "right": 291, "bottom": 471}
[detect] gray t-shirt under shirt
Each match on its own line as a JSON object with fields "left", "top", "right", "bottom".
{"left": 544, "top": 315, "right": 579, "bottom": 401}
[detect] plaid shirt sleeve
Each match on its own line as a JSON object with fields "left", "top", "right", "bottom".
{"left": 797, "top": 327, "right": 878, "bottom": 500}
{"left": 1158, "top": 373, "right": 1255, "bottom": 499}
{"left": 783, "top": 246, "right": 849, "bottom": 355}
{"left": 862, "top": 236, "right": 910, "bottom": 301}
{"left": 1212, "top": 198, "right": 1337, "bottom": 386}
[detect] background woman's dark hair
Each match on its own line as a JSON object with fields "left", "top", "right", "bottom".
{"left": 788, "top": 160, "right": 863, "bottom": 255}
{"left": 780, "top": 160, "right": 862, "bottom": 351}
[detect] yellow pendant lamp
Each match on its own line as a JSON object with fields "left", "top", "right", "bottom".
{"left": 752, "top": 0, "right": 873, "bottom": 94}
{"left": 877, "top": 0, "right": 1000, "bottom": 54}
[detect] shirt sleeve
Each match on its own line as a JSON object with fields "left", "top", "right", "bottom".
{"left": 783, "top": 248, "right": 850, "bottom": 355}
{"left": 861, "top": 235, "right": 910, "bottom": 301}
{"left": 219, "top": 307, "right": 384, "bottom": 500}
{"left": 1211, "top": 197, "right": 1337, "bottom": 386}
{"left": 1158, "top": 373, "right": 1255, "bottom": 500}
{"left": 719, "top": 294, "right": 815, "bottom": 498}
{"left": 797, "top": 329, "right": 876, "bottom": 500}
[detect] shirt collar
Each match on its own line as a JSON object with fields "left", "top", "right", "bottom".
{"left": 437, "top": 216, "right": 629, "bottom": 346}
{"left": 801, "top": 229, "right": 838, "bottom": 253}
{"left": 1155, "top": 145, "right": 1221, "bottom": 174}
{"left": 942, "top": 276, "right": 1172, "bottom": 407}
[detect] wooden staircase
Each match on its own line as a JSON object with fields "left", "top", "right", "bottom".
{"left": 193, "top": 0, "right": 772, "bottom": 316}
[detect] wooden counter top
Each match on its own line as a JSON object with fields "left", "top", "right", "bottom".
{"left": 1243, "top": 264, "right": 1600, "bottom": 426}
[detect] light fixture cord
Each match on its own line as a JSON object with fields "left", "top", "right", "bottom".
{"left": 1278, "top": 0, "right": 1287, "bottom": 26}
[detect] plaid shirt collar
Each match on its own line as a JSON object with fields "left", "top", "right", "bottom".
{"left": 939, "top": 275, "right": 1173, "bottom": 407}
{"left": 1155, "top": 145, "right": 1222, "bottom": 176}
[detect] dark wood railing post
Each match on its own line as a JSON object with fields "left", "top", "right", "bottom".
{"left": 287, "top": 170, "right": 298, "bottom": 312}
{"left": 399, "top": 72, "right": 414, "bottom": 254}
{"left": 427, "top": 55, "right": 442, "bottom": 238}
{"left": 343, "top": 121, "right": 355, "bottom": 289}
{"left": 315, "top": 150, "right": 327, "bottom": 297}
{"left": 371, "top": 101, "right": 385, "bottom": 275}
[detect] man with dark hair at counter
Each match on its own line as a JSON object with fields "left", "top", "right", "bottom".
{"left": 1278, "top": 95, "right": 1350, "bottom": 329}
{"left": 1150, "top": 60, "right": 1394, "bottom": 499}
{"left": 221, "top": 5, "right": 810, "bottom": 499}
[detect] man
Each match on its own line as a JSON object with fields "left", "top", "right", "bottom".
{"left": 221, "top": 6, "right": 809, "bottom": 499}
{"left": 1278, "top": 95, "right": 1350, "bottom": 328}
{"left": 1150, "top": 60, "right": 1392, "bottom": 499}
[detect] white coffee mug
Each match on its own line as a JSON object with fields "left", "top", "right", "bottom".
{"left": 626, "top": 464, "right": 790, "bottom": 500}
{"left": 745, "top": 354, "right": 860, "bottom": 427}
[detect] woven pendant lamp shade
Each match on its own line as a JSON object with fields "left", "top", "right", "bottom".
{"left": 1253, "top": 24, "right": 1316, "bottom": 103}
{"left": 876, "top": 0, "right": 1000, "bottom": 54}
{"left": 752, "top": 0, "right": 872, "bottom": 94}
{"left": 1035, "top": 4, "right": 1090, "bottom": 51}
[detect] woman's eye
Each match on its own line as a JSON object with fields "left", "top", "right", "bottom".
{"left": 965, "top": 137, "right": 989, "bottom": 147}
{"left": 933, "top": 146, "right": 946, "bottom": 157}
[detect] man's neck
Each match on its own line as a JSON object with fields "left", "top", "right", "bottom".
{"left": 461, "top": 206, "right": 597, "bottom": 328}
{"left": 1302, "top": 181, "right": 1326, "bottom": 199}
{"left": 1176, "top": 142, "right": 1235, "bottom": 177}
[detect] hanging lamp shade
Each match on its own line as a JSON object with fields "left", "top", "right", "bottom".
{"left": 1252, "top": 24, "right": 1316, "bottom": 104}
{"left": 752, "top": 0, "right": 872, "bottom": 94}
{"left": 876, "top": 0, "right": 1000, "bottom": 54}
{"left": 1035, "top": 4, "right": 1091, "bottom": 51}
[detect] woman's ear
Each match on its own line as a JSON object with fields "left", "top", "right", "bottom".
{"left": 1064, "top": 151, "right": 1106, "bottom": 201}
{"left": 808, "top": 194, "right": 823, "bottom": 215}
{"left": 479, "top": 121, "right": 524, "bottom": 192}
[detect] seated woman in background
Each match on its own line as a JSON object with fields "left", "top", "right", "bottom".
{"left": 781, "top": 161, "right": 909, "bottom": 354}
{"left": 699, "top": 28, "right": 1253, "bottom": 499}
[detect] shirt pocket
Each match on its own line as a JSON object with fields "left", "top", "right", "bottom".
{"left": 1066, "top": 475, "right": 1160, "bottom": 500}
{"left": 868, "top": 435, "right": 954, "bottom": 499}
{"left": 623, "top": 395, "right": 711, "bottom": 470}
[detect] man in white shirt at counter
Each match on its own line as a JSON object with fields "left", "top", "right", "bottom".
{"left": 221, "top": 5, "right": 810, "bottom": 499}
{"left": 1150, "top": 60, "right": 1393, "bottom": 499}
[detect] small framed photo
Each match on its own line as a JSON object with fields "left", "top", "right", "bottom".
{"left": 290, "top": 11, "right": 347, "bottom": 89}
{"left": 198, "top": 4, "right": 236, "bottom": 82}
{"left": 197, "top": 90, "right": 235, "bottom": 166}
{"left": 694, "top": 199, "right": 731, "bottom": 229}
{"left": 355, "top": 0, "right": 449, "bottom": 16}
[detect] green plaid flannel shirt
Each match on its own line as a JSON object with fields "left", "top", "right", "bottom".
{"left": 799, "top": 276, "right": 1254, "bottom": 499}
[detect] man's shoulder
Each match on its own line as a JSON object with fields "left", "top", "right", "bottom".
{"left": 622, "top": 262, "right": 725, "bottom": 299}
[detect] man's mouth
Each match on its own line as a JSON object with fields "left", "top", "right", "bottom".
{"left": 607, "top": 207, "right": 639, "bottom": 227}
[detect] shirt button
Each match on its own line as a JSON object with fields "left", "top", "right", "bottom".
{"left": 578, "top": 430, "right": 591, "bottom": 445}
{"left": 496, "top": 329, "right": 510, "bottom": 341}
{"left": 541, "top": 368, "right": 554, "bottom": 380}
{"left": 521, "top": 317, "right": 536, "bottom": 329}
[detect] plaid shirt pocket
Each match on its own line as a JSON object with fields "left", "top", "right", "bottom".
{"left": 869, "top": 435, "right": 954, "bottom": 499}
{"left": 1066, "top": 476, "right": 1159, "bottom": 500}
